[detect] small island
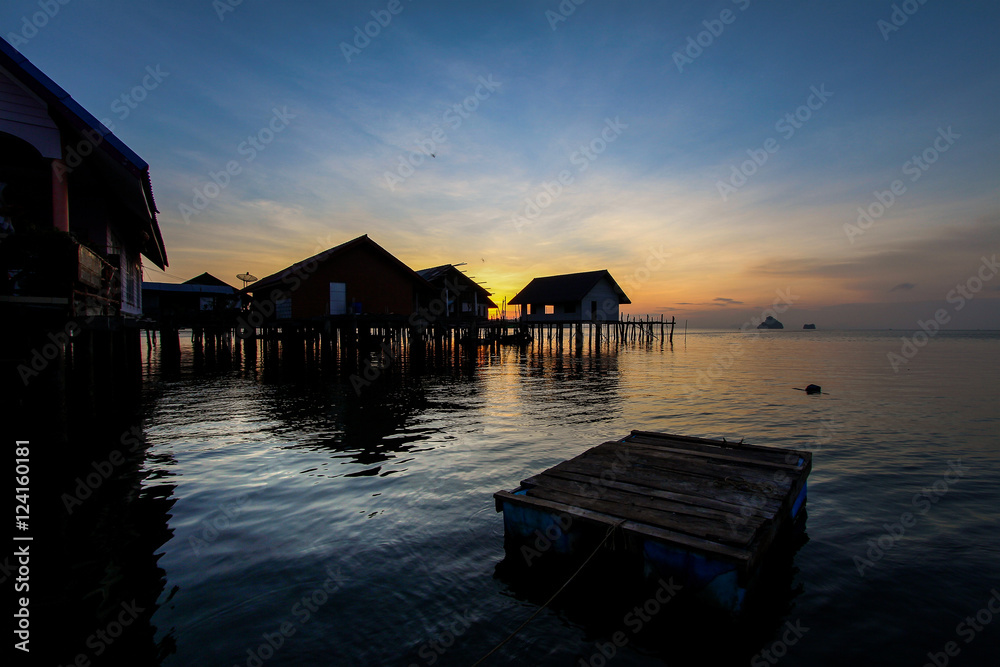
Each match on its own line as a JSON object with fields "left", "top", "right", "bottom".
{"left": 803, "top": 323, "right": 817, "bottom": 330}
{"left": 757, "top": 316, "right": 784, "bottom": 330}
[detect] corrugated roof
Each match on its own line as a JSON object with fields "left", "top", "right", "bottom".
{"left": 508, "top": 270, "right": 631, "bottom": 305}
{"left": 0, "top": 37, "right": 167, "bottom": 269}
{"left": 417, "top": 264, "right": 498, "bottom": 309}
{"left": 415, "top": 264, "right": 452, "bottom": 282}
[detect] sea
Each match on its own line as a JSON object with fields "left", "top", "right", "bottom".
{"left": 27, "top": 329, "right": 1000, "bottom": 666}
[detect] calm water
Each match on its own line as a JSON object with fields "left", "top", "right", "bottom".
{"left": 107, "top": 330, "right": 999, "bottom": 664}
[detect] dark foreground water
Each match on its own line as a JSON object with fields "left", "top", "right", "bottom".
{"left": 35, "top": 329, "right": 1000, "bottom": 666}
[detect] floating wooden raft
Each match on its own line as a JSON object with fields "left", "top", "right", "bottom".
{"left": 494, "top": 430, "right": 811, "bottom": 612}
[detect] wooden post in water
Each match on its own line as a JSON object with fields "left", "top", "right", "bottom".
{"left": 162, "top": 326, "right": 180, "bottom": 373}
{"left": 243, "top": 326, "right": 257, "bottom": 366}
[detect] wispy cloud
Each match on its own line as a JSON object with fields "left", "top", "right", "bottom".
{"left": 8, "top": 0, "right": 997, "bottom": 328}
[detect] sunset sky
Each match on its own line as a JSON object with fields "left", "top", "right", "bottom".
{"left": 3, "top": 0, "right": 998, "bottom": 328}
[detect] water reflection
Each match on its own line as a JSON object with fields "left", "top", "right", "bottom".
{"left": 494, "top": 520, "right": 809, "bottom": 664}
{"left": 169, "top": 334, "right": 632, "bottom": 468}
{"left": 34, "top": 330, "right": 633, "bottom": 664}
{"left": 33, "top": 328, "right": 998, "bottom": 666}
{"left": 12, "top": 376, "right": 177, "bottom": 666}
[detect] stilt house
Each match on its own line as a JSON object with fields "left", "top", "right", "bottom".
{"left": 416, "top": 264, "right": 497, "bottom": 319}
{"left": 246, "top": 235, "right": 432, "bottom": 320}
{"left": 509, "top": 270, "right": 630, "bottom": 322}
{"left": 0, "top": 37, "right": 167, "bottom": 322}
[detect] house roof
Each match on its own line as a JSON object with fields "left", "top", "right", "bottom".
{"left": 416, "top": 264, "right": 499, "bottom": 309}
{"left": 415, "top": 264, "right": 453, "bottom": 283}
{"left": 142, "top": 282, "right": 237, "bottom": 295}
{"left": 248, "top": 234, "right": 433, "bottom": 294}
{"left": 508, "top": 270, "right": 631, "bottom": 305}
{"left": 0, "top": 37, "right": 167, "bottom": 269}
{"left": 184, "top": 272, "right": 234, "bottom": 288}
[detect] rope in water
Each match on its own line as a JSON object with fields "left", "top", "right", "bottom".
{"left": 470, "top": 519, "right": 627, "bottom": 666}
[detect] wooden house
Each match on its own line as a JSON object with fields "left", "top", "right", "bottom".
{"left": 246, "top": 235, "right": 432, "bottom": 320}
{"left": 0, "top": 37, "right": 167, "bottom": 322}
{"left": 509, "top": 270, "right": 630, "bottom": 322}
{"left": 416, "top": 264, "right": 497, "bottom": 319}
{"left": 142, "top": 273, "right": 240, "bottom": 327}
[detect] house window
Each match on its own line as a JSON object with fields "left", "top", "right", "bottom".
{"left": 330, "top": 282, "right": 347, "bottom": 315}
{"left": 276, "top": 297, "right": 292, "bottom": 319}
{"left": 120, "top": 253, "right": 140, "bottom": 312}
{"left": 545, "top": 305, "right": 554, "bottom": 315}
{"left": 125, "top": 260, "right": 137, "bottom": 306}
{"left": 565, "top": 303, "right": 576, "bottom": 314}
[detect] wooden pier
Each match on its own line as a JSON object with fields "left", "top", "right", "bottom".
{"left": 137, "top": 313, "right": 676, "bottom": 376}
{"left": 226, "top": 313, "right": 674, "bottom": 351}
{"left": 494, "top": 431, "right": 811, "bottom": 613}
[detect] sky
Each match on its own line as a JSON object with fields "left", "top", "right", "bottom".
{"left": 3, "top": 0, "right": 998, "bottom": 328}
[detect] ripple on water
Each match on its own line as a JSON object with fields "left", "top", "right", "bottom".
{"left": 141, "top": 331, "right": 999, "bottom": 666}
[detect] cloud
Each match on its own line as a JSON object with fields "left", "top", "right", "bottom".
{"left": 741, "top": 215, "right": 1000, "bottom": 301}
{"left": 39, "top": 0, "right": 993, "bottom": 324}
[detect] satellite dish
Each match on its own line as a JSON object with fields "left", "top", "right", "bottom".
{"left": 237, "top": 272, "right": 258, "bottom": 289}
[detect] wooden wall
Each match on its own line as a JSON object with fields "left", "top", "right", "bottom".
{"left": 288, "top": 243, "right": 420, "bottom": 318}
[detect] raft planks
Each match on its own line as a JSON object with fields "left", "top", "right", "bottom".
{"left": 521, "top": 471, "right": 772, "bottom": 523}
{"left": 494, "top": 489, "right": 753, "bottom": 563}
{"left": 546, "top": 449, "right": 789, "bottom": 510}
{"left": 496, "top": 431, "right": 811, "bottom": 570}
{"left": 580, "top": 442, "right": 797, "bottom": 492}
